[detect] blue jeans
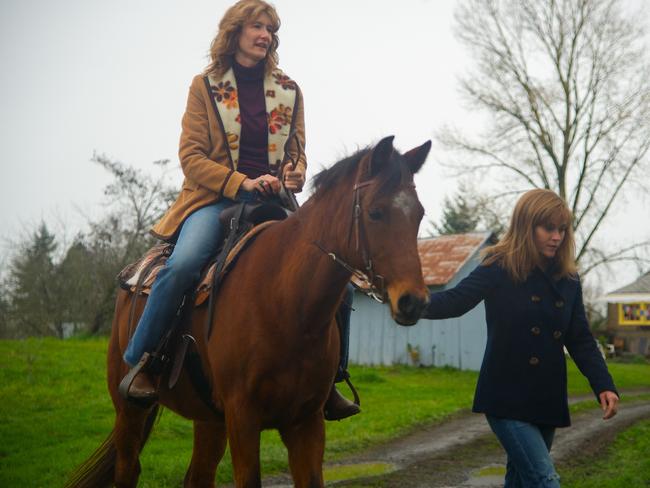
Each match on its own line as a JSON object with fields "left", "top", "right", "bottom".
{"left": 124, "top": 193, "right": 353, "bottom": 377}
{"left": 123, "top": 197, "right": 236, "bottom": 366}
{"left": 486, "top": 415, "right": 560, "bottom": 488}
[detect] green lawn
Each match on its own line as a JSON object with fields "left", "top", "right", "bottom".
{"left": 0, "top": 337, "right": 648, "bottom": 487}
{"left": 561, "top": 419, "right": 650, "bottom": 488}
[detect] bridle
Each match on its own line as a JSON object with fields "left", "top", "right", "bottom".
{"left": 313, "top": 165, "right": 389, "bottom": 304}
{"left": 277, "top": 130, "right": 386, "bottom": 301}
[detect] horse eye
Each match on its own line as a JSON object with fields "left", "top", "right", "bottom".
{"left": 369, "top": 209, "right": 383, "bottom": 221}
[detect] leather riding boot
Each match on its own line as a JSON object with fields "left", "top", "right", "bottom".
{"left": 324, "top": 385, "right": 360, "bottom": 421}
{"left": 127, "top": 371, "right": 157, "bottom": 400}
{"left": 118, "top": 352, "right": 158, "bottom": 402}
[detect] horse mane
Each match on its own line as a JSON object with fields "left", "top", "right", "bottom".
{"left": 311, "top": 148, "right": 369, "bottom": 195}
{"left": 311, "top": 145, "right": 407, "bottom": 200}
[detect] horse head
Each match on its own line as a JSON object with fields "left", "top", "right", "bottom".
{"left": 311, "top": 136, "right": 431, "bottom": 325}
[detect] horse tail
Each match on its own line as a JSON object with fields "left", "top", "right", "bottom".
{"left": 63, "top": 405, "right": 160, "bottom": 488}
{"left": 62, "top": 430, "right": 116, "bottom": 488}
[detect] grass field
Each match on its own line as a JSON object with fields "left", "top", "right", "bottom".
{"left": 560, "top": 419, "right": 650, "bottom": 488}
{"left": 1, "top": 337, "right": 648, "bottom": 487}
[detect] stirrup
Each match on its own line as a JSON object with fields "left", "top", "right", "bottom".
{"left": 338, "top": 370, "right": 361, "bottom": 406}
{"left": 118, "top": 352, "right": 158, "bottom": 404}
{"left": 343, "top": 375, "right": 361, "bottom": 407}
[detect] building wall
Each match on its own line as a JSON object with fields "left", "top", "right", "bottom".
{"left": 348, "top": 254, "right": 487, "bottom": 371}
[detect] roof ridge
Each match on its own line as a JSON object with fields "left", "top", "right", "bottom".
{"left": 607, "top": 270, "right": 650, "bottom": 295}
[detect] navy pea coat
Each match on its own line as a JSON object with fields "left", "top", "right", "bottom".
{"left": 423, "top": 261, "right": 617, "bottom": 427}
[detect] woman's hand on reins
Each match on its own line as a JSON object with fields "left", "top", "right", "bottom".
{"left": 241, "top": 175, "right": 281, "bottom": 196}
{"left": 283, "top": 168, "right": 305, "bottom": 192}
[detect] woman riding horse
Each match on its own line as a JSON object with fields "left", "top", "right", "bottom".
{"left": 64, "top": 2, "right": 432, "bottom": 486}
{"left": 120, "top": 0, "right": 359, "bottom": 420}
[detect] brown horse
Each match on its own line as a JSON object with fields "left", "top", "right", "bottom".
{"left": 66, "top": 136, "right": 431, "bottom": 488}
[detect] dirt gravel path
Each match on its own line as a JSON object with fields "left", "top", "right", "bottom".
{"left": 333, "top": 399, "right": 650, "bottom": 488}
{"left": 259, "top": 390, "right": 650, "bottom": 488}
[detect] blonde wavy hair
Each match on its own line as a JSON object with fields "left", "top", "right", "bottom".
{"left": 205, "top": 0, "right": 280, "bottom": 78}
{"left": 482, "top": 189, "right": 577, "bottom": 282}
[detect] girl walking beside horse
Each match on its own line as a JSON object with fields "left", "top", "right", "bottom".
{"left": 423, "top": 189, "right": 619, "bottom": 487}
{"left": 66, "top": 1, "right": 434, "bottom": 487}
{"left": 120, "top": 0, "right": 358, "bottom": 420}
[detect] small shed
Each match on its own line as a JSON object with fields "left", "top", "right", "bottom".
{"left": 348, "top": 232, "right": 493, "bottom": 371}
{"left": 602, "top": 271, "right": 650, "bottom": 356}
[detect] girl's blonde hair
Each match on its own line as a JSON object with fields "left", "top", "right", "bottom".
{"left": 205, "top": 0, "right": 280, "bottom": 78}
{"left": 482, "top": 189, "right": 577, "bottom": 282}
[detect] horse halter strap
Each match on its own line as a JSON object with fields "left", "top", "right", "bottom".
{"left": 314, "top": 177, "right": 387, "bottom": 303}
{"left": 351, "top": 180, "right": 373, "bottom": 261}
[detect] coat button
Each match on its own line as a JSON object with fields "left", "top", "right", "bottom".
{"left": 553, "top": 330, "right": 562, "bottom": 339}
{"left": 531, "top": 326, "right": 541, "bottom": 335}
{"left": 555, "top": 300, "right": 564, "bottom": 308}
{"left": 529, "top": 356, "right": 540, "bottom": 366}
{"left": 531, "top": 295, "right": 542, "bottom": 303}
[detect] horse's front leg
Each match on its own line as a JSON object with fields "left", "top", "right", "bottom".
{"left": 279, "top": 412, "right": 325, "bottom": 488}
{"left": 184, "top": 419, "right": 227, "bottom": 488}
{"left": 226, "top": 403, "right": 262, "bottom": 488}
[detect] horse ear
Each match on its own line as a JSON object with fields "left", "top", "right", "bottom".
{"left": 368, "top": 135, "right": 395, "bottom": 177}
{"left": 403, "top": 140, "right": 432, "bottom": 174}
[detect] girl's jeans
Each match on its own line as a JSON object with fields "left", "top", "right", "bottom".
{"left": 486, "top": 415, "right": 560, "bottom": 488}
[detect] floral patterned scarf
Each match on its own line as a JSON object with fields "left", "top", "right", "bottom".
{"left": 206, "top": 68, "right": 298, "bottom": 174}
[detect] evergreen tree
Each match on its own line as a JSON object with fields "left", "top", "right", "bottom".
{"left": 430, "top": 182, "right": 506, "bottom": 237}
{"left": 7, "top": 223, "right": 64, "bottom": 337}
{"left": 56, "top": 239, "right": 95, "bottom": 332}
{"left": 433, "top": 193, "right": 480, "bottom": 235}
{"left": 0, "top": 281, "right": 10, "bottom": 338}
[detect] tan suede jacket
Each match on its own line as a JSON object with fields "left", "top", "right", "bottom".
{"left": 152, "top": 70, "right": 306, "bottom": 241}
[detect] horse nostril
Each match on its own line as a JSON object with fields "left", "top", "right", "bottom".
{"left": 397, "top": 293, "right": 424, "bottom": 319}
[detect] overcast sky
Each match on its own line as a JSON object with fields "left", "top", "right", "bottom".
{"left": 1, "top": 0, "right": 648, "bottom": 291}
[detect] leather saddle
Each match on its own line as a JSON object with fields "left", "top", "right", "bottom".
{"left": 117, "top": 201, "right": 289, "bottom": 306}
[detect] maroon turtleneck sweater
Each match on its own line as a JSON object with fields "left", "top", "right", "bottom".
{"left": 232, "top": 60, "right": 269, "bottom": 179}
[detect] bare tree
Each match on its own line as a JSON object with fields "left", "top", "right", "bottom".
{"left": 440, "top": 0, "right": 650, "bottom": 275}
{"left": 90, "top": 153, "right": 177, "bottom": 264}
{"left": 80, "top": 154, "right": 177, "bottom": 334}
